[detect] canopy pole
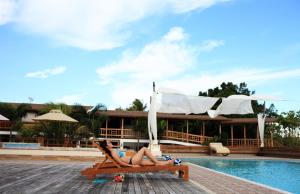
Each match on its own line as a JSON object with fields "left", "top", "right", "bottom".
{"left": 186, "top": 120, "right": 189, "bottom": 142}
{"left": 121, "top": 118, "right": 124, "bottom": 138}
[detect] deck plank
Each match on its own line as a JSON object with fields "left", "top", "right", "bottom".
{"left": 0, "top": 160, "right": 206, "bottom": 194}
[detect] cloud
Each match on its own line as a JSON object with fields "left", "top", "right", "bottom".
{"left": 199, "top": 40, "right": 224, "bottom": 52}
{"left": 25, "top": 66, "right": 66, "bottom": 78}
{"left": 96, "top": 27, "right": 199, "bottom": 84}
{"left": 169, "top": 0, "right": 230, "bottom": 13}
{"left": 160, "top": 68, "right": 300, "bottom": 96}
{"left": 55, "top": 93, "right": 86, "bottom": 105}
{"left": 0, "top": 0, "right": 15, "bottom": 25}
{"left": 2, "top": 0, "right": 231, "bottom": 50}
{"left": 96, "top": 27, "right": 224, "bottom": 108}
{"left": 96, "top": 26, "right": 300, "bottom": 108}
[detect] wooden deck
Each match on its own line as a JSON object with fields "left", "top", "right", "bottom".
{"left": 0, "top": 160, "right": 206, "bottom": 194}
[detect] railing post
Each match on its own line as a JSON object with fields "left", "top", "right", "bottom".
{"left": 121, "top": 118, "right": 124, "bottom": 139}
{"left": 166, "top": 119, "right": 169, "bottom": 140}
{"left": 186, "top": 120, "right": 189, "bottom": 142}
{"left": 271, "top": 132, "right": 274, "bottom": 147}
{"left": 202, "top": 122, "right": 205, "bottom": 137}
{"left": 105, "top": 120, "right": 108, "bottom": 138}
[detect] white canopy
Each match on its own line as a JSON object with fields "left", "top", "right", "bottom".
{"left": 0, "top": 114, "right": 9, "bottom": 121}
{"left": 158, "top": 93, "right": 218, "bottom": 114}
{"left": 158, "top": 93, "right": 191, "bottom": 114}
{"left": 214, "top": 95, "right": 254, "bottom": 115}
{"left": 148, "top": 89, "right": 269, "bottom": 148}
{"left": 148, "top": 91, "right": 158, "bottom": 144}
{"left": 188, "top": 96, "right": 219, "bottom": 114}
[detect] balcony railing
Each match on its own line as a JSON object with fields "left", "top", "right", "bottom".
{"left": 162, "top": 130, "right": 212, "bottom": 144}
{"left": 99, "top": 128, "right": 145, "bottom": 139}
{"left": 227, "top": 138, "right": 282, "bottom": 147}
{"left": 99, "top": 128, "right": 211, "bottom": 144}
{"left": 0, "top": 121, "right": 11, "bottom": 129}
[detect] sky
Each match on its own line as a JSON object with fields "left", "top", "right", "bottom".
{"left": 0, "top": 0, "right": 300, "bottom": 113}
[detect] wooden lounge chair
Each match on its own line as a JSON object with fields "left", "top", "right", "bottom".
{"left": 81, "top": 141, "right": 189, "bottom": 181}
{"left": 209, "top": 142, "right": 230, "bottom": 156}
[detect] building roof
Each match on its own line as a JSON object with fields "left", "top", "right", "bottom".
{"left": 1, "top": 102, "right": 92, "bottom": 112}
{"left": 221, "top": 117, "right": 277, "bottom": 124}
{"left": 99, "top": 110, "right": 229, "bottom": 121}
{"left": 1, "top": 102, "right": 277, "bottom": 124}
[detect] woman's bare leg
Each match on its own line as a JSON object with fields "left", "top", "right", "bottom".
{"left": 140, "top": 160, "right": 174, "bottom": 166}
{"left": 132, "top": 147, "right": 175, "bottom": 165}
{"left": 132, "top": 147, "right": 158, "bottom": 165}
{"left": 140, "top": 160, "right": 155, "bottom": 166}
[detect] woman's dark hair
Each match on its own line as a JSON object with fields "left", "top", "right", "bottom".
{"left": 99, "top": 140, "right": 112, "bottom": 158}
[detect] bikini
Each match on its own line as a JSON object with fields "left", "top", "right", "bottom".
{"left": 118, "top": 150, "right": 132, "bottom": 164}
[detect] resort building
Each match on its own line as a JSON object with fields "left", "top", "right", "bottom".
{"left": 98, "top": 110, "right": 276, "bottom": 148}
{"left": 0, "top": 102, "right": 276, "bottom": 149}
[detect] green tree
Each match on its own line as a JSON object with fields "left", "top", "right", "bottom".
{"left": 126, "top": 99, "right": 147, "bottom": 111}
{"left": 0, "top": 103, "right": 31, "bottom": 141}
{"left": 87, "top": 103, "right": 108, "bottom": 137}
{"left": 39, "top": 102, "right": 72, "bottom": 115}
{"left": 115, "top": 107, "right": 125, "bottom": 111}
{"left": 198, "top": 82, "right": 277, "bottom": 117}
{"left": 157, "top": 119, "right": 167, "bottom": 138}
{"left": 126, "top": 99, "right": 148, "bottom": 149}
{"left": 266, "top": 110, "right": 300, "bottom": 147}
{"left": 278, "top": 111, "right": 300, "bottom": 137}
{"left": 37, "top": 103, "right": 74, "bottom": 144}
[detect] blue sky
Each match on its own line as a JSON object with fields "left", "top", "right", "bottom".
{"left": 0, "top": 0, "right": 300, "bottom": 113}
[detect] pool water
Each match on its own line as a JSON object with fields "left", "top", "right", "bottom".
{"left": 2, "top": 142, "right": 40, "bottom": 149}
{"left": 185, "top": 158, "right": 300, "bottom": 194}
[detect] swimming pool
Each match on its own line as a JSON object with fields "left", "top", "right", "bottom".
{"left": 2, "top": 142, "right": 40, "bottom": 149}
{"left": 185, "top": 158, "right": 300, "bottom": 194}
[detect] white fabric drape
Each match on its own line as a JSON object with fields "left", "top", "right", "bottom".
{"left": 187, "top": 96, "right": 219, "bottom": 114}
{"left": 210, "top": 95, "right": 254, "bottom": 118}
{"left": 258, "top": 113, "right": 266, "bottom": 147}
{"left": 158, "top": 93, "right": 218, "bottom": 114}
{"left": 148, "top": 92, "right": 158, "bottom": 144}
{"left": 158, "top": 93, "right": 190, "bottom": 114}
{"left": 147, "top": 107, "right": 153, "bottom": 145}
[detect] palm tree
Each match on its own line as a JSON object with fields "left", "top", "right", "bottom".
{"left": 126, "top": 99, "right": 147, "bottom": 111}
{"left": 12, "top": 104, "right": 31, "bottom": 141}
{"left": 127, "top": 99, "right": 148, "bottom": 150}
{"left": 87, "top": 103, "right": 108, "bottom": 138}
{"left": 37, "top": 102, "right": 73, "bottom": 145}
{"left": 0, "top": 103, "right": 31, "bottom": 141}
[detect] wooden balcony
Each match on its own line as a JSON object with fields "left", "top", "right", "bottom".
{"left": 0, "top": 121, "right": 11, "bottom": 129}
{"left": 99, "top": 128, "right": 145, "bottom": 139}
{"left": 163, "top": 130, "right": 212, "bottom": 144}
{"left": 227, "top": 138, "right": 282, "bottom": 148}
{"left": 99, "top": 128, "right": 211, "bottom": 144}
{"left": 99, "top": 128, "right": 278, "bottom": 148}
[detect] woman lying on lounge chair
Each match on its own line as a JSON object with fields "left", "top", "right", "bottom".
{"left": 99, "top": 140, "right": 174, "bottom": 167}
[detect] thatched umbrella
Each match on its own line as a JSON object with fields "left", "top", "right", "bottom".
{"left": 33, "top": 109, "right": 78, "bottom": 146}
{"left": 33, "top": 109, "right": 78, "bottom": 123}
